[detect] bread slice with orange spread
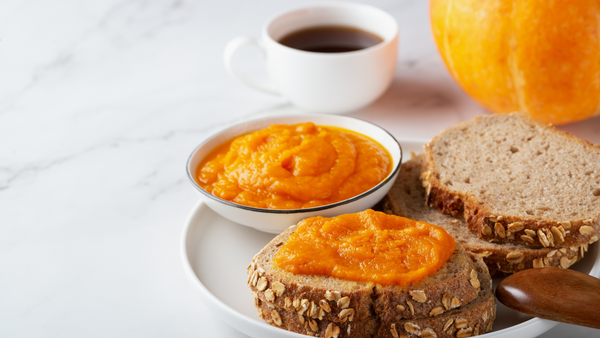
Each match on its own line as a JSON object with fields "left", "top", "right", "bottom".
{"left": 247, "top": 211, "right": 494, "bottom": 338}
{"left": 384, "top": 155, "right": 587, "bottom": 273}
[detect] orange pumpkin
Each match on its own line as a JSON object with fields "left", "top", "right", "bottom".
{"left": 430, "top": 0, "right": 600, "bottom": 125}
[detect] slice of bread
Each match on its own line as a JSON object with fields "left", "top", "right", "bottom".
{"left": 384, "top": 155, "right": 587, "bottom": 273}
{"left": 378, "top": 252, "right": 495, "bottom": 338}
{"left": 421, "top": 113, "right": 600, "bottom": 248}
{"left": 247, "top": 216, "right": 488, "bottom": 338}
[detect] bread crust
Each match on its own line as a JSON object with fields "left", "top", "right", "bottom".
{"left": 253, "top": 253, "right": 496, "bottom": 338}
{"left": 378, "top": 253, "right": 495, "bottom": 338}
{"left": 254, "top": 300, "right": 378, "bottom": 338}
{"left": 422, "top": 113, "right": 600, "bottom": 248}
{"left": 385, "top": 155, "right": 587, "bottom": 274}
{"left": 247, "top": 215, "right": 488, "bottom": 337}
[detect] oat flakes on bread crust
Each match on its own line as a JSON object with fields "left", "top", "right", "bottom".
{"left": 247, "top": 218, "right": 487, "bottom": 337}
{"left": 422, "top": 113, "right": 600, "bottom": 248}
{"left": 253, "top": 254, "right": 495, "bottom": 338}
{"left": 384, "top": 155, "right": 586, "bottom": 273}
{"left": 378, "top": 253, "right": 496, "bottom": 338}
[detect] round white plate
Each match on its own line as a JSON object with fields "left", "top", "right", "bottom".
{"left": 181, "top": 139, "right": 600, "bottom": 338}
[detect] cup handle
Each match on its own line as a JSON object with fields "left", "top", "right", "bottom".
{"left": 224, "top": 36, "right": 280, "bottom": 96}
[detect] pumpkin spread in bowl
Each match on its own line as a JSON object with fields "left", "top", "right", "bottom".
{"left": 196, "top": 122, "right": 392, "bottom": 209}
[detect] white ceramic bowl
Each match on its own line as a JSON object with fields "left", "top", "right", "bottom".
{"left": 186, "top": 114, "right": 402, "bottom": 233}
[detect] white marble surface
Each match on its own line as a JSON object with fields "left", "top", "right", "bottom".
{"left": 1, "top": 0, "right": 599, "bottom": 337}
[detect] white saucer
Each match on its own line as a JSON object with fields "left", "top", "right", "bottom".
{"left": 180, "top": 139, "right": 600, "bottom": 338}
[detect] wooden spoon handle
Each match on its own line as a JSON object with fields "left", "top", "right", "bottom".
{"left": 496, "top": 267, "right": 600, "bottom": 329}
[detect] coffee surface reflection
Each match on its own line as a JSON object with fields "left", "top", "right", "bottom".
{"left": 278, "top": 26, "right": 383, "bottom": 53}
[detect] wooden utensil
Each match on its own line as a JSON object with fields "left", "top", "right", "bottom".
{"left": 496, "top": 267, "right": 600, "bottom": 329}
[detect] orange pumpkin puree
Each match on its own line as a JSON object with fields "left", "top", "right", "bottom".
{"left": 273, "top": 210, "right": 456, "bottom": 286}
{"left": 196, "top": 123, "right": 391, "bottom": 209}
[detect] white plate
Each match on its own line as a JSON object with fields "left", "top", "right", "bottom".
{"left": 181, "top": 139, "right": 600, "bottom": 338}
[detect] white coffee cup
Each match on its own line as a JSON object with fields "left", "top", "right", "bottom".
{"left": 224, "top": 3, "right": 398, "bottom": 114}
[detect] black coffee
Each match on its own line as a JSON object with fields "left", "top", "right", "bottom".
{"left": 278, "top": 26, "right": 383, "bottom": 53}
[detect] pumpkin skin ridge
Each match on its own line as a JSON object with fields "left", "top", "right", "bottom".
{"left": 430, "top": 0, "right": 600, "bottom": 125}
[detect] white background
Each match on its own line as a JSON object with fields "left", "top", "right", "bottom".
{"left": 1, "top": 0, "right": 598, "bottom": 337}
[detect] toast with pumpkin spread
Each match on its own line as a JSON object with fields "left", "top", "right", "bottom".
{"left": 247, "top": 210, "right": 495, "bottom": 337}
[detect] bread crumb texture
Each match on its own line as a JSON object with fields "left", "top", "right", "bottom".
{"left": 422, "top": 113, "right": 600, "bottom": 248}
{"left": 387, "top": 155, "right": 588, "bottom": 274}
